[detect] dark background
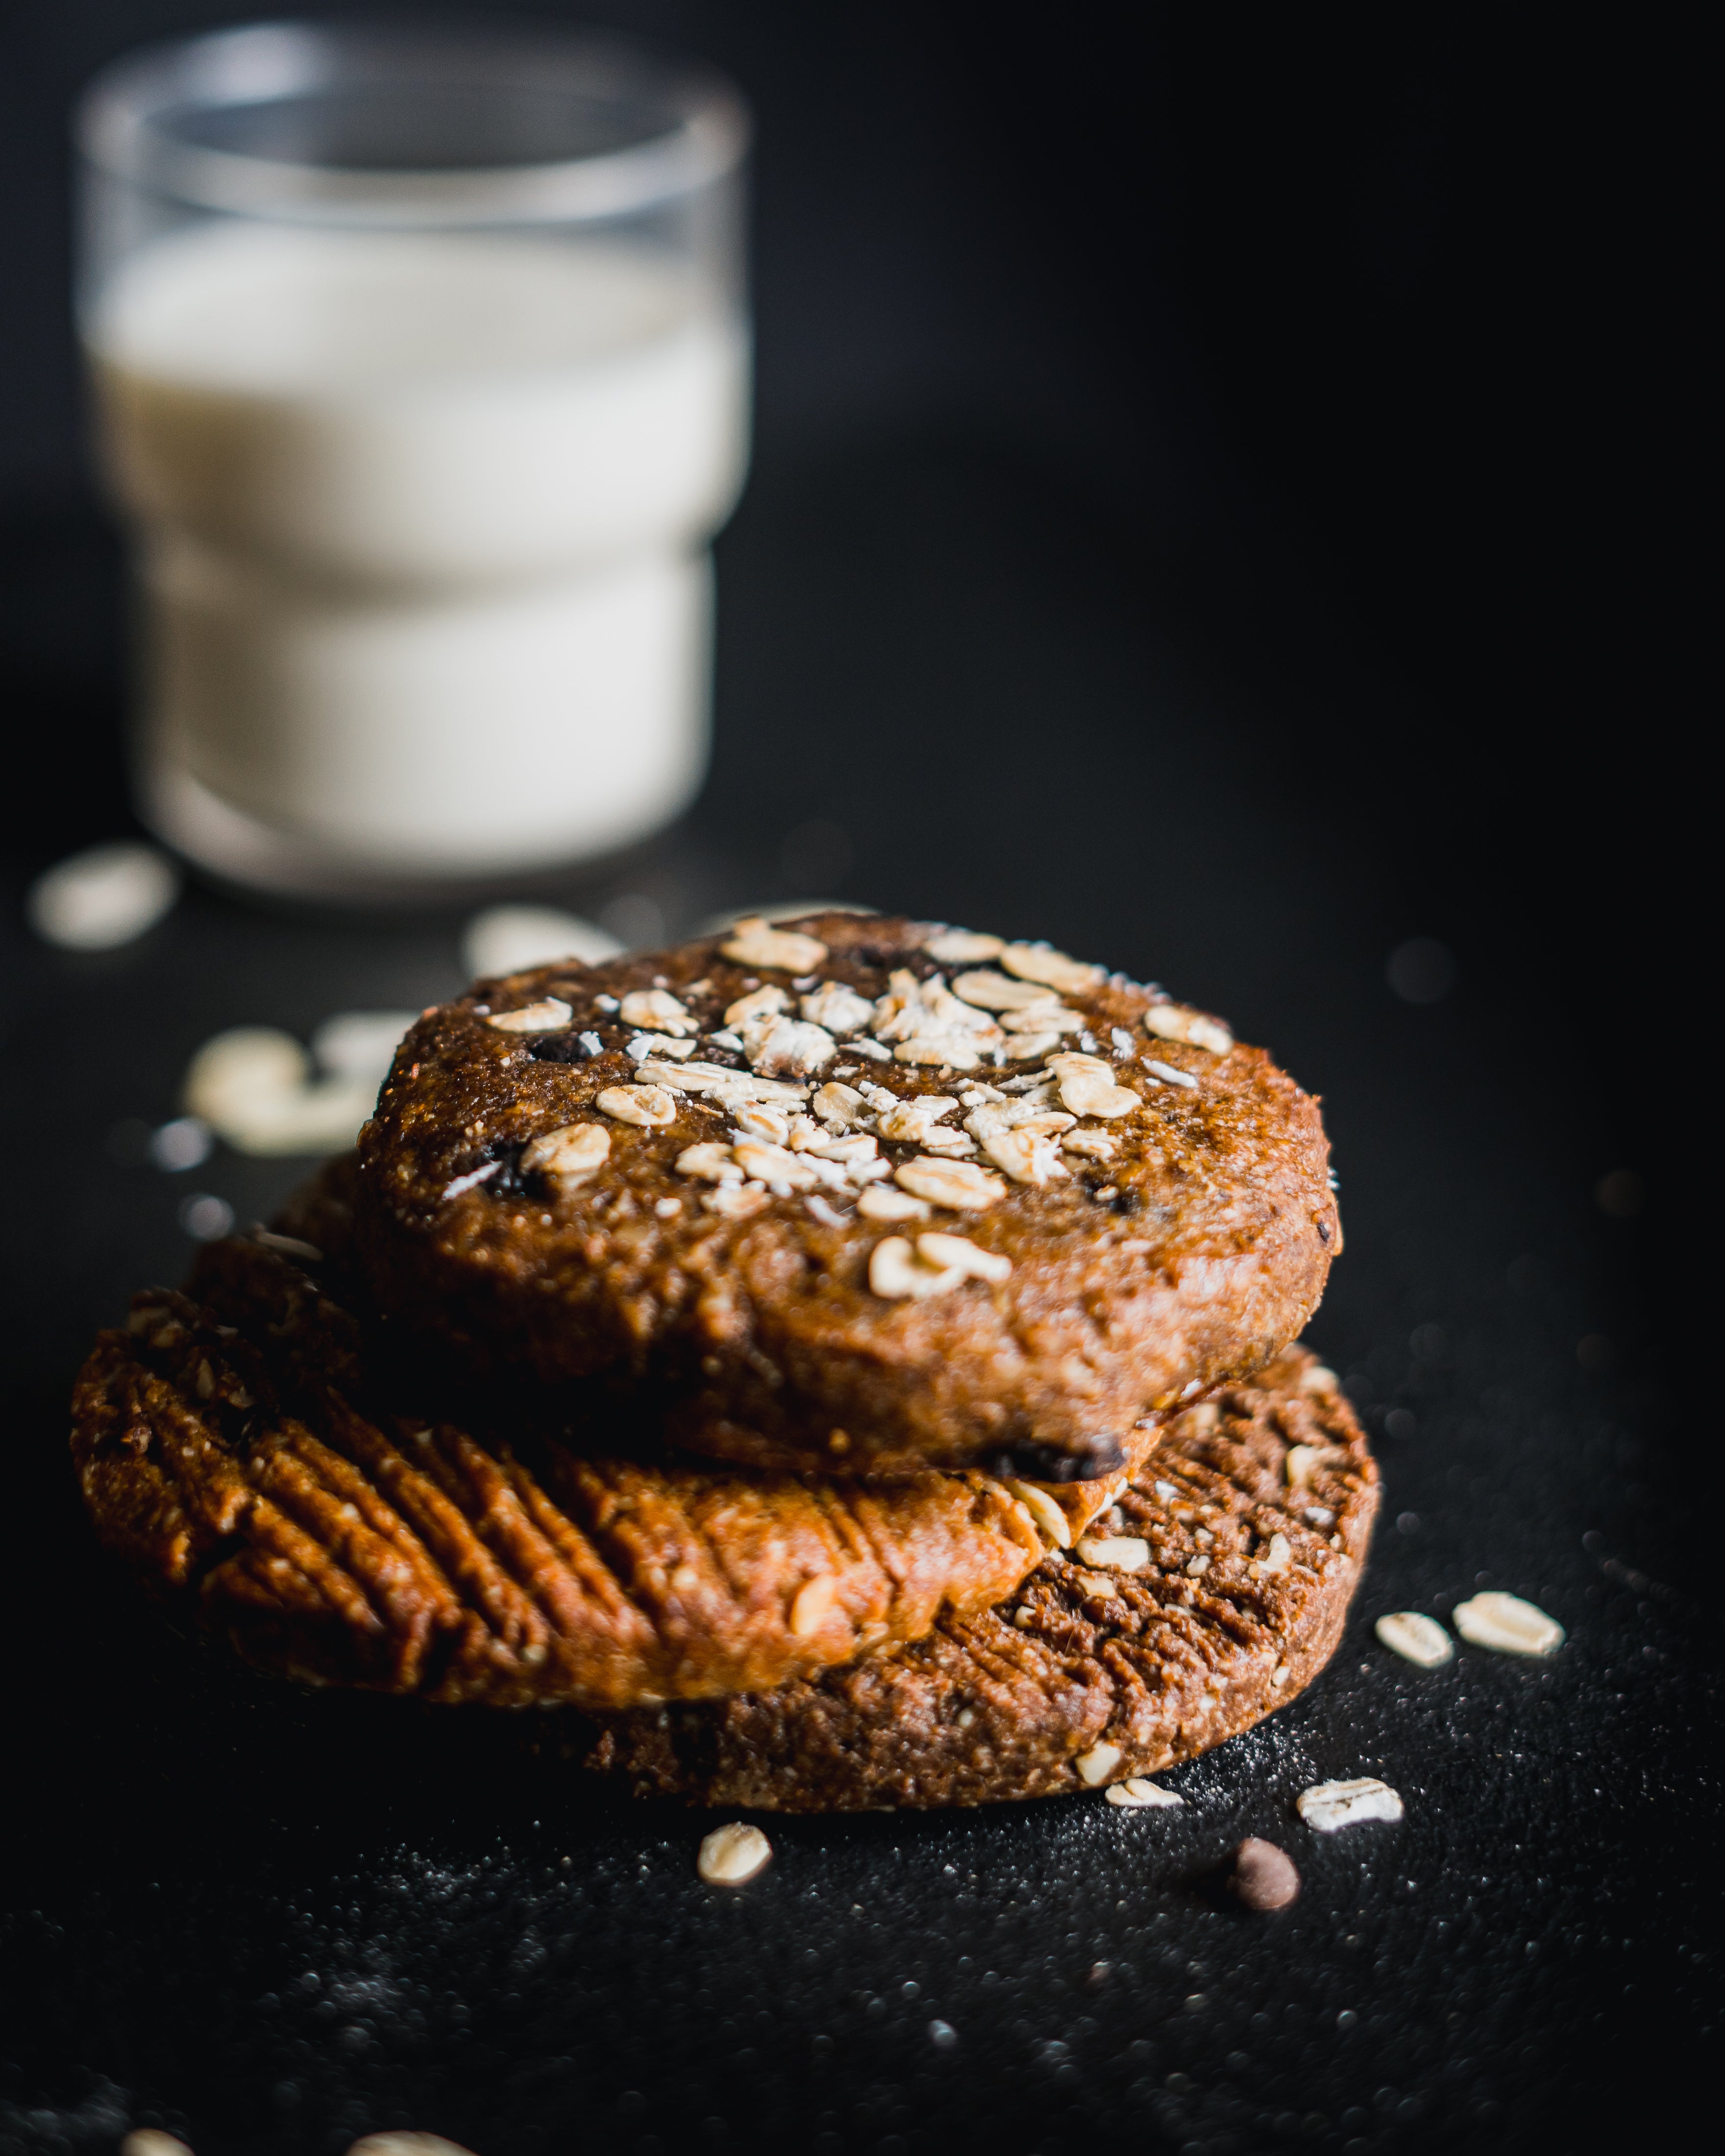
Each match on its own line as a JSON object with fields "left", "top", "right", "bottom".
{"left": 0, "top": 6, "right": 1706, "bottom": 2155}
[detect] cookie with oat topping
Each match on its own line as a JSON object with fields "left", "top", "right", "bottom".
{"left": 578, "top": 1348, "right": 1378, "bottom": 1808}
{"left": 352, "top": 913, "right": 1340, "bottom": 1479}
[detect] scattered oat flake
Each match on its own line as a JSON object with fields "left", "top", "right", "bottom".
{"left": 857, "top": 1185, "right": 929, "bottom": 1221}
{"left": 923, "top": 928, "right": 1005, "bottom": 963}
{"left": 808, "top": 1130, "right": 879, "bottom": 1167}
{"left": 1062, "top": 1129, "right": 1117, "bottom": 1161}
{"left": 1284, "top": 1443, "right": 1338, "bottom": 1488}
{"left": 1300, "top": 1363, "right": 1339, "bottom": 1392}
{"left": 639, "top": 1060, "right": 807, "bottom": 1105}
{"left": 805, "top": 1195, "right": 849, "bottom": 1227}
{"left": 1376, "top": 1611, "right": 1454, "bottom": 1667}
{"left": 999, "top": 1029, "right": 1060, "bottom": 1063}
{"left": 1143, "top": 1058, "right": 1200, "bottom": 1088}
{"left": 596, "top": 1083, "right": 678, "bottom": 1127}
{"left": 1074, "top": 1535, "right": 1150, "bottom": 1572}
{"left": 698, "top": 1821, "right": 774, "bottom": 1885}
{"left": 520, "top": 1122, "right": 611, "bottom": 1182}
{"left": 999, "top": 1002, "right": 1082, "bottom": 1036}
{"left": 1006, "top": 1480, "right": 1073, "bottom": 1548}
{"left": 734, "top": 1138, "right": 824, "bottom": 1189}
{"left": 917, "top": 1230, "right": 1010, "bottom": 1283}
{"left": 724, "top": 983, "right": 789, "bottom": 1029}
{"left": 877, "top": 1095, "right": 960, "bottom": 1142}
{"left": 749, "top": 1015, "right": 837, "bottom": 1077}
{"left": 1048, "top": 1051, "right": 1138, "bottom": 1119}
{"left": 1258, "top": 1532, "right": 1293, "bottom": 1577}
{"left": 121, "top": 2135, "right": 197, "bottom": 2156}
{"left": 894, "top": 1156, "right": 1007, "bottom": 1210}
{"left": 620, "top": 987, "right": 697, "bottom": 1034}
{"left": 704, "top": 1181, "right": 770, "bottom": 1218}
{"left": 1453, "top": 1591, "right": 1564, "bottom": 1657}
{"left": 1144, "top": 1003, "right": 1233, "bottom": 1054}
{"left": 1000, "top": 943, "right": 1106, "bottom": 993}
{"left": 812, "top": 1080, "right": 869, "bottom": 1127}
{"left": 488, "top": 997, "right": 572, "bottom": 1033}
{"left": 721, "top": 917, "right": 828, "bottom": 971}
{"left": 28, "top": 840, "right": 180, "bottom": 950}
{"left": 732, "top": 1100, "right": 792, "bottom": 1145}
{"left": 1106, "top": 1776, "right": 1182, "bottom": 1810}
{"left": 868, "top": 1236, "right": 963, "bottom": 1300}
{"left": 1296, "top": 1778, "right": 1405, "bottom": 1833}
{"left": 1073, "top": 1740, "right": 1123, "bottom": 1787}
{"left": 676, "top": 1140, "right": 742, "bottom": 1182}
{"left": 801, "top": 980, "right": 875, "bottom": 1032}
{"left": 982, "top": 1126, "right": 1069, "bottom": 1186}
{"left": 951, "top": 968, "right": 1061, "bottom": 1012}
{"left": 183, "top": 1028, "right": 377, "bottom": 1157}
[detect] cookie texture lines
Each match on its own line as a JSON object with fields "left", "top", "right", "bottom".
{"left": 70, "top": 1238, "right": 1084, "bottom": 1711}
{"left": 585, "top": 1350, "right": 1378, "bottom": 1810}
{"left": 353, "top": 913, "right": 1338, "bottom": 1474}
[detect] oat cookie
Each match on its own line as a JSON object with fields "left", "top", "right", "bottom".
{"left": 69, "top": 1218, "right": 1152, "bottom": 1712}
{"left": 353, "top": 914, "right": 1339, "bottom": 1478}
{"left": 581, "top": 1351, "right": 1377, "bottom": 1809}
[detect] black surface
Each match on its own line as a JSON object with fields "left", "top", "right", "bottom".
{"left": 2, "top": 436, "right": 1710, "bottom": 2156}
{"left": 0, "top": 6, "right": 1705, "bottom": 2153}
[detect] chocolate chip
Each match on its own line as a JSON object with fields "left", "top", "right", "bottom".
{"left": 473, "top": 1138, "right": 529, "bottom": 1198}
{"left": 1229, "top": 1837, "right": 1301, "bottom": 1911}
{"left": 983, "top": 1432, "right": 1128, "bottom": 1483}
{"left": 528, "top": 1031, "right": 607, "bottom": 1065}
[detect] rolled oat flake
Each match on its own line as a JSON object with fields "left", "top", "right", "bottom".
{"left": 1375, "top": 1610, "right": 1454, "bottom": 1667}
{"left": 1453, "top": 1591, "right": 1564, "bottom": 1657}
{"left": 1105, "top": 1776, "right": 1183, "bottom": 1809}
{"left": 1296, "top": 1777, "right": 1405, "bottom": 1833}
{"left": 698, "top": 1821, "right": 774, "bottom": 1885}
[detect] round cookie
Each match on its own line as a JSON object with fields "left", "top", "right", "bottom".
{"left": 580, "top": 1350, "right": 1377, "bottom": 1810}
{"left": 70, "top": 1216, "right": 1152, "bottom": 1714}
{"left": 354, "top": 912, "right": 1340, "bottom": 1479}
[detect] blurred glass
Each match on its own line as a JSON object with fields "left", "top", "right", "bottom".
{"left": 77, "top": 21, "right": 750, "bottom": 897}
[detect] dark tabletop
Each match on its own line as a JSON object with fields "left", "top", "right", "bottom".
{"left": 0, "top": 428, "right": 1708, "bottom": 2156}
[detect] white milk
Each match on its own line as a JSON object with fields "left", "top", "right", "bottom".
{"left": 86, "top": 224, "right": 749, "bottom": 883}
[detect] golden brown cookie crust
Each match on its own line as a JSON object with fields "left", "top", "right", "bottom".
{"left": 581, "top": 1349, "right": 1377, "bottom": 1809}
{"left": 70, "top": 1230, "right": 1160, "bottom": 1713}
{"left": 353, "top": 914, "right": 1339, "bottom": 1478}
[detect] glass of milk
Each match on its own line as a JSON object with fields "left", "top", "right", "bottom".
{"left": 77, "top": 22, "right": 750, "bottom": 897}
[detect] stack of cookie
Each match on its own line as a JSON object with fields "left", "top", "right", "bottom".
{"left": 72, "top": 913, "right": 1377, "bottom": 1810}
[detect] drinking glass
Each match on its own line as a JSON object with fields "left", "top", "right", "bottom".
{"left": 78, "top": 21, "right": 750, "bottom": 896}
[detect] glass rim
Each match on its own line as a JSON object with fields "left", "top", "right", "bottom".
{"left": 77, "top": 19, "right": 750, "bottom": 228}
